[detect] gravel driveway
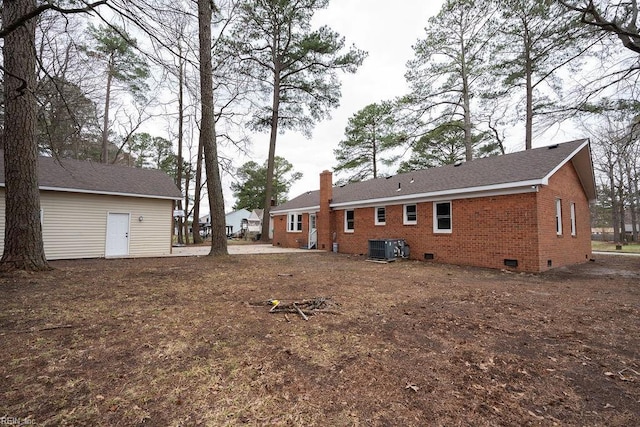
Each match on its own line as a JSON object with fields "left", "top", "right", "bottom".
{"left": 171, "top": 243, "right": 315, "bottom": 256}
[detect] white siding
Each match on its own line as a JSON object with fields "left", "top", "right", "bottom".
{"left": 0, "top": 189, "right": 174, "bottom": 260}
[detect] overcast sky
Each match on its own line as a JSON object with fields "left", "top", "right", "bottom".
{"left": 230, "top": 0, "right": 446, "bottom": 206}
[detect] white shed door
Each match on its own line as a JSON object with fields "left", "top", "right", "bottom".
{"left": 106, "top": 213, "right": 130, "bottom": 256}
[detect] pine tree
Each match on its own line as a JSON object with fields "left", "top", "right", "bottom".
{"left": 228, "top": 0, "right": 366, "bottom": 240}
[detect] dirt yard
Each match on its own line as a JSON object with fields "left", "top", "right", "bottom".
{"left": 1, "top": 252, "right": 638, "bottom": 426}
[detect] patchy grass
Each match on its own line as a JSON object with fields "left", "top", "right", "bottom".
{"left": 592, "top": 241, "right": 640, "bottom": 253}
{"left": 1, "top": 253, "right": 639, "bottom": 426}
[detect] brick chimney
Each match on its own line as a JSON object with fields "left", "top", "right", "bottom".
{"left": 317, "top": 170, "right": 333, "bottom": 251}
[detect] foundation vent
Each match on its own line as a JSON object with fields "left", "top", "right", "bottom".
{"left": 504, "top": 259, "right": 518, "bottom": 268}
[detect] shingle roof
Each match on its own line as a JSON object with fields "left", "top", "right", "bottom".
{"left": 273, "top": 139, "right": 595, "bottom": 213}
{"left": 275, "top": 190, "right": 321, "bottom": 212}
{"left": 0, "top": 150, "right": 183, "bottom": 200}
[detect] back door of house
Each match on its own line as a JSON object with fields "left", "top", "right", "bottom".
{"left": 106, "top": 213, "right": 130, "bottom": 256}
{"left": 309, "top": 213, "right": 317, "bottom": 249}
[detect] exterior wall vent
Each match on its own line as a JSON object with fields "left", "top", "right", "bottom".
{"left": 504, "top": 259, "right": 518, "bottom": 268}
{"left": 424, "top": 253, "right": 435, "bottom": 260}
{"left": 368, "top": 239, "right": 410, "bottom": 261}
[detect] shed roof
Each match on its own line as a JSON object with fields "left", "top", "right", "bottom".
{"left": 273, "top": 139, "right": 595, "bottom": 213}
{"left": 0, "top": 151, "right": 182, "bottom": 200}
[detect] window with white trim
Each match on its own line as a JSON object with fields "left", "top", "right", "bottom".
{"left": 403, "top": 204, "right": 417, "bottom": 225}
{"left": 570, "top": 202, "right": 576, "bottom": 236}
{"left": 555, "top": 199, "right": 563, "bottom": 235}
{"left": 433, "top": 201, "right": 452, "bottom": 233}
{"left": 375, "top": 206, "right": 386, "bottom": 225}
{"left": 287, "top": 213, "right": 302, "bottom": 232}
{"left": 345, "top": 210, "right": 355, "bottom": 232}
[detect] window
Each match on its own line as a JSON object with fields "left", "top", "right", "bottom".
{"left": 287, "top": 213, "right": 302, "bottom": 232}
{"left": 403, "top": 204, "right": 417, "bottom": 225}
{"left": 375, "top": 206, "right": 386, "bottom": 225}
{"left": 345, "top": 210, "right": 355, "bottom": 232}
{"left": 433, "top": 201, "right": 452, "bottom": 233}
{"left": 570, "top": 202, "right": 576, "bottom": 236}
{"left": 555, "top": 199, "right": 562, "bottom": 235}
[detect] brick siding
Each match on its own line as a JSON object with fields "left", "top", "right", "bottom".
{"left": 272, "top": 212, "right": 310, "bottom": 249}
{"left": 272, "top": 162, "right": 592, "bottom": 272}
{"left": 535, "top": 161, "right": 592, "bottom": 270}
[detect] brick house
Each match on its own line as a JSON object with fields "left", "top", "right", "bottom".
{"left": 271, "top": 139, "right": 596, "bottom": 272}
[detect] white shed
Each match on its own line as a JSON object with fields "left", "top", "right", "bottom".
{"left": 0, "top": 151, "right": 182, "bottom": 260}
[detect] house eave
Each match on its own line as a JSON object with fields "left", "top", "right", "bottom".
{"left": 36, "top": 185, "right": 182, "bottom": 201}
{"left": 271, "top": 205, "right": 320, "bottom": 216}
{"left": 541, "top": 139, "right": 596, "bottom": 201}
{"left": 329, "top": 180, "right": 543, "bottom": 209}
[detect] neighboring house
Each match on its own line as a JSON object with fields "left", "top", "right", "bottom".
{"left": 271, "top": 139, "right": 596, "bottom": 273}
{"left": 199, "top": 208, "right": 265, "bottom": 239}
{"left": 198, "top": 214, "right": 211, "bottom": 238}
{"left": 224, "top": 209, "right": 251, "bottom": 237}
{"left": 247, "top": 209, "right": 263, "bottom": 234}
{"left": 591, "top": 210, "right": 639, "bottom": 242}
{"left": 591, "top": 227, "right": 614, "bottom": 241}
{"left": 0, "top": 151, "right": 182, "bottom": 260}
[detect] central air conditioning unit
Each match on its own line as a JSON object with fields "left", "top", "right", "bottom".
{"left": 368, "top": 239, "right": 410, "bottom": 261}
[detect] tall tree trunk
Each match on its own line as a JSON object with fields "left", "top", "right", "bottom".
{"left": 372, "top": 130, "right": 377, "bottom": 178}
{"left": 183, "top": 165, "right": 190, "bottom": 244}
{"left": 197, "top": 0, "right": 227, "bottom": 255}
{"left": 523, "top": 23, "right": 533, "bottom": 150}
{"left": 192, "top": 138, "right": 204, "bottom": 244}
{"left": 460, "top": 36, "right": 473, "bottom": 161}
{"left": 176, "top": 53, "right": 185, "bottom": 245}
{"left": 619, "top": 202, "right": 626, "bottom": 243}
{"left": 1, "top": 0, "right": 50, "bottom": 271}
{"left": 102, "top": 61, "right": 113, "bottom": 163}
{"left": 609, "top": 166, "right": 620, "bottom": 243}
{"left": 261, "top": 62, "right": 281, "bottom": 242}
{"left": 462, "top": 75, "right": 473, "bottom": 161}
{"left": 624, "top": 155, "right": 638, "bottom": 242}
{"left": 260, "top": 77, "right": 280, "bottom": 242}
{"left": 632, "top": 175, "right": 639, "bottom": 241}
{"left": 618, "top": 164, "right": 626, "bottom": 242}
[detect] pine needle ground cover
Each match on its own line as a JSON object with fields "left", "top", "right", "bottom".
{"left": 1, "top": 253, "right": 638, "bottom": 426}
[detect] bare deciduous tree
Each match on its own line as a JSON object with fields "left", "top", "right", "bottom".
{"left": 559, "top": 0, "right": 640, "bottom": 54}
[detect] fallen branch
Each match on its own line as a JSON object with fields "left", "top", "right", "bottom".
{"left": 39, "top": 324, "right": 74, "bottom": 331}
{"left": 254, "top": 297, "right": 339, "bottom": 319}
{"left": 15, "top": 324, "right": 74, "bottom": 333}
{"left": 618, "top": 367, "right": 640, "bottom": 381}
{"left": 293, "top": 303, "right": 308, "bottom": 321}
